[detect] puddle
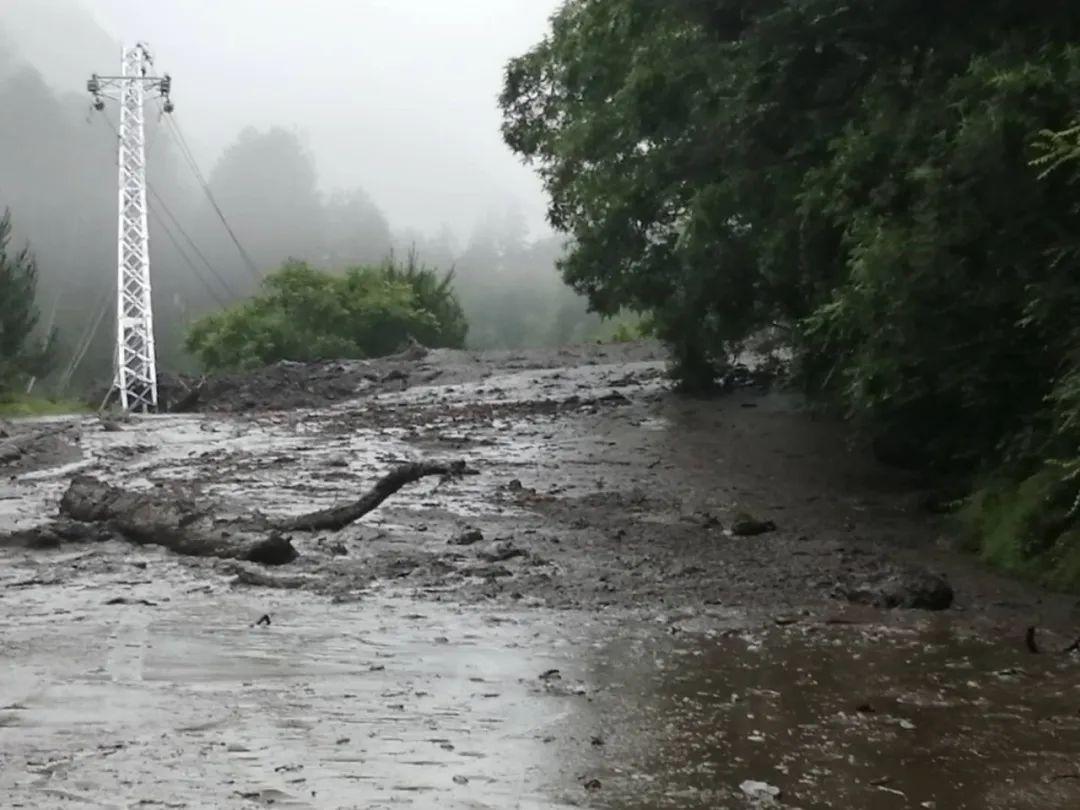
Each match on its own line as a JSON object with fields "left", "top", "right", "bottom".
{"left": 2, "top": 575, "right": 1077, "bottom": 809}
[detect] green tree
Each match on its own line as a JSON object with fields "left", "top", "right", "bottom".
{"left": 0, "top": 209, "right": 54, "bottom": 395}
{"left": 501, "top": 0, "right": 1080, "bottom": 585}
{"left": 186, "top": 258, "right": 467, "bottom": 372}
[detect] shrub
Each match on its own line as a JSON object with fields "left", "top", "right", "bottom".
{"left": 186, "top": 257, "right": 467, "bottom": 372}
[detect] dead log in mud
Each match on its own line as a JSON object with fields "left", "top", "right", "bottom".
{"left": 276, "top": 460, "right": 473, "bottom": 532}
{"left": 57, "top": 476, "right": 299, "bottom": 565}
{"left": 1, "top": 461, "right": 471, "bottom": 565}
{"left": 0, "top": 477, "right": 294, "bottom": 564}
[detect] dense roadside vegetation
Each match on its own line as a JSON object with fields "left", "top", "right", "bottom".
{"left": 185, "top": 255, "right": 468, "bottom": 372}
{"left": 500, "top": 0, "right": 1080, "bottom": 587}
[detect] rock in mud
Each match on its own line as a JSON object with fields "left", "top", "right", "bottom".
{"left": 740, "top": 780, "right": 782, "bottom": 803}
{"left": 0, "top": 440, "right": 23, "bottom": 463}
{"left": 834, "top": 565, "right": 954, "bottom": 611}
{"left": 478, "top": 540, "right": 527, "bottom": 563}
{"left": 730, "top": 517, "right": 777, "bottom": 537}
{"left": 449, "top": 528, "right": 484, "bottom": 546}
{"left": 462, "top": 563, "right": 514, "bottom": 579}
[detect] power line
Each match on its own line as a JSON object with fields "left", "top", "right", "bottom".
{"left": 146, "top": 184, "right": 239, "bottom": 300}
{"left": 58, "top": 285, "right": 110, "bottom": 394}
{"left": 98, "top": 111, "right": 237, "bottom": 305}
{"left": 54, "top": 109, "right": 236, "bottom": 396}
{"left": 161, "top": 111, "right": 263, "bottom": 282}
{"left": 147, "top": 200, "right": 230, "bottom": 309}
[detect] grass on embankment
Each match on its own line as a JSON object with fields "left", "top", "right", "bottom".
{"left": 0, "top": 394, "right": 90, "bottom": 418}
{"left": 959, "top": 469, "right": 1080, "bottom": 593}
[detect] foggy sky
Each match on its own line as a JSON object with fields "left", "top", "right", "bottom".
{"left": 3, "top": 0, "right": 560, "bottom": 240}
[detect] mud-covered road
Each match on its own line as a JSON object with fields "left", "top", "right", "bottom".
{"left": 2, "top": 343, "right": 1080, "bottom": 809}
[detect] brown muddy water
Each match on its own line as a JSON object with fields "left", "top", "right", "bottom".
{"left": 2, "top": 346, "right": 1080, "bottom": 808}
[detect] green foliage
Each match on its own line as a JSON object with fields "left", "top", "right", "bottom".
{"left": 0, "top": 209, "right": 54, "bottom": 394}
{"left": 186, "top": 258, "right": 467, "bottom": 372}
{"left": 502, "top": 1, "right": 1080, "bottom": 583}
{"left": 959, "top": 471, "right": 1080, "bottom": 590}
{"left": 590, "top": 311, "right": 652, "bottom": 344}
{"left": 0, "top": 393, "right": 88, "bottom": 417}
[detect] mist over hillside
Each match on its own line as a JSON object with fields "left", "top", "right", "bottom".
{"left": 0, "top": 0, "right": 604, "bottom": 392}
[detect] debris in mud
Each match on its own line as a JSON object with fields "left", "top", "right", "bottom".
{"left": 583, "top": 778, "right": 602, "bottom": 791}
{"left": 256, "top": 613, "right": 272, "bottom": 626}
{"left": 539, "top": 669, "right": 562, "bottom": 682}
{"left": 1026, "top": 626, "right": 1040, "bottom": 654}
{"left": 833, "top": 564, "right": 954, "bottom": 610}
{"left": 477, "top": 540, "right": 527, "bottom": 563}
{"left": 278, "top": 460, "right": 474, "bottom": 532}
{"left": 104, "top": 596, "right": 158, "bottom": 606}
{"left": 35, "top": 475, "right": 300, "bottom": 564}
{"left": 462, "top": 563, "right": 514, "bottom": 579}
{"left": 449, "top": 528, "right": 484, "bottom": 546}
{"left": 0, "top": 439, "right": 20, "bottom": 464}
{"left": 1026, "top": 627, "right": 1080, "bottom": 655}
{"left": 597, "top": 390, "right": 630, "bottom": 404}
{"left": 0, "top": 422, "right": 81, "bottom": 473}
{"left": 3, "top": 460, "right": 473, "bottom": 568}
{"left": 730, "top": 516, "right": 777, "bottom": 537}
{"left": 0, "top": 520, "right": 113, "bottom": 550}
{"left": 230, "top": 566, "right": 310, "bottom": 588}
{"left": 155, "top": 341, "right": 664, "bottom": 413}
{"left": 740, "top": 780, "right": 782, "bottom": 803}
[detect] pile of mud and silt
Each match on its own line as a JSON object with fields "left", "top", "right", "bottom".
{"left": 156, "top": 341, "right": 668, "bottom": 413}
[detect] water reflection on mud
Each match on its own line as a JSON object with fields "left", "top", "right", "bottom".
{"left": 3, "top": 569, "right": 1078, "bottom": 809}
{"left": 3, "top": 352, "right": 1080, "bottom": 808}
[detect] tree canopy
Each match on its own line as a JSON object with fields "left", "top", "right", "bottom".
{"left": 0, "top": 209, "right": 54, "bottom": 395}
{"left": 501, "top": 0, "right": 1080, "bottom": 586}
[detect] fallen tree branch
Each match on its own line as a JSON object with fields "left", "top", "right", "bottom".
{"left": 0, "top": 476, "right": 295, "bottom": 565}
{"left": 276, "top": 460, "right": 473, "bottom": 532}
{"left": 0, "top": 460, "right": 473, "bottom": 565}
{"left": 60, "top": 476, "right": 299, "bottom": 564}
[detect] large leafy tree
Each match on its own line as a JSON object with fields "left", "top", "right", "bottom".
{"left": 0, "top": 209, "right": 54, "bottom": 394}
{"left": 502, "top": 0, "right": 1080, "bottom": 583}
{"left": 501, "top": 1, "right": 1080, "bottom": 446}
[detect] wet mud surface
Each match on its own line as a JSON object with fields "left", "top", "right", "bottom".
{"left": 3, "top": 343, "right": 1080, "bottom": 808}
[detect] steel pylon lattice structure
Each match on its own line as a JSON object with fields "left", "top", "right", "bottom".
{"left": 88, "top": 44, "right": 174, "bottom": 412}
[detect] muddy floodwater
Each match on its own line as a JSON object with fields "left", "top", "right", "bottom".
{"left": 2, "top": 344, "right": 1080, "bottom": 809}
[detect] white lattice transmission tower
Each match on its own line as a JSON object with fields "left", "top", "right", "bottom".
{"left": 88, "top": 44, "right": 174, "bottom": 412}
